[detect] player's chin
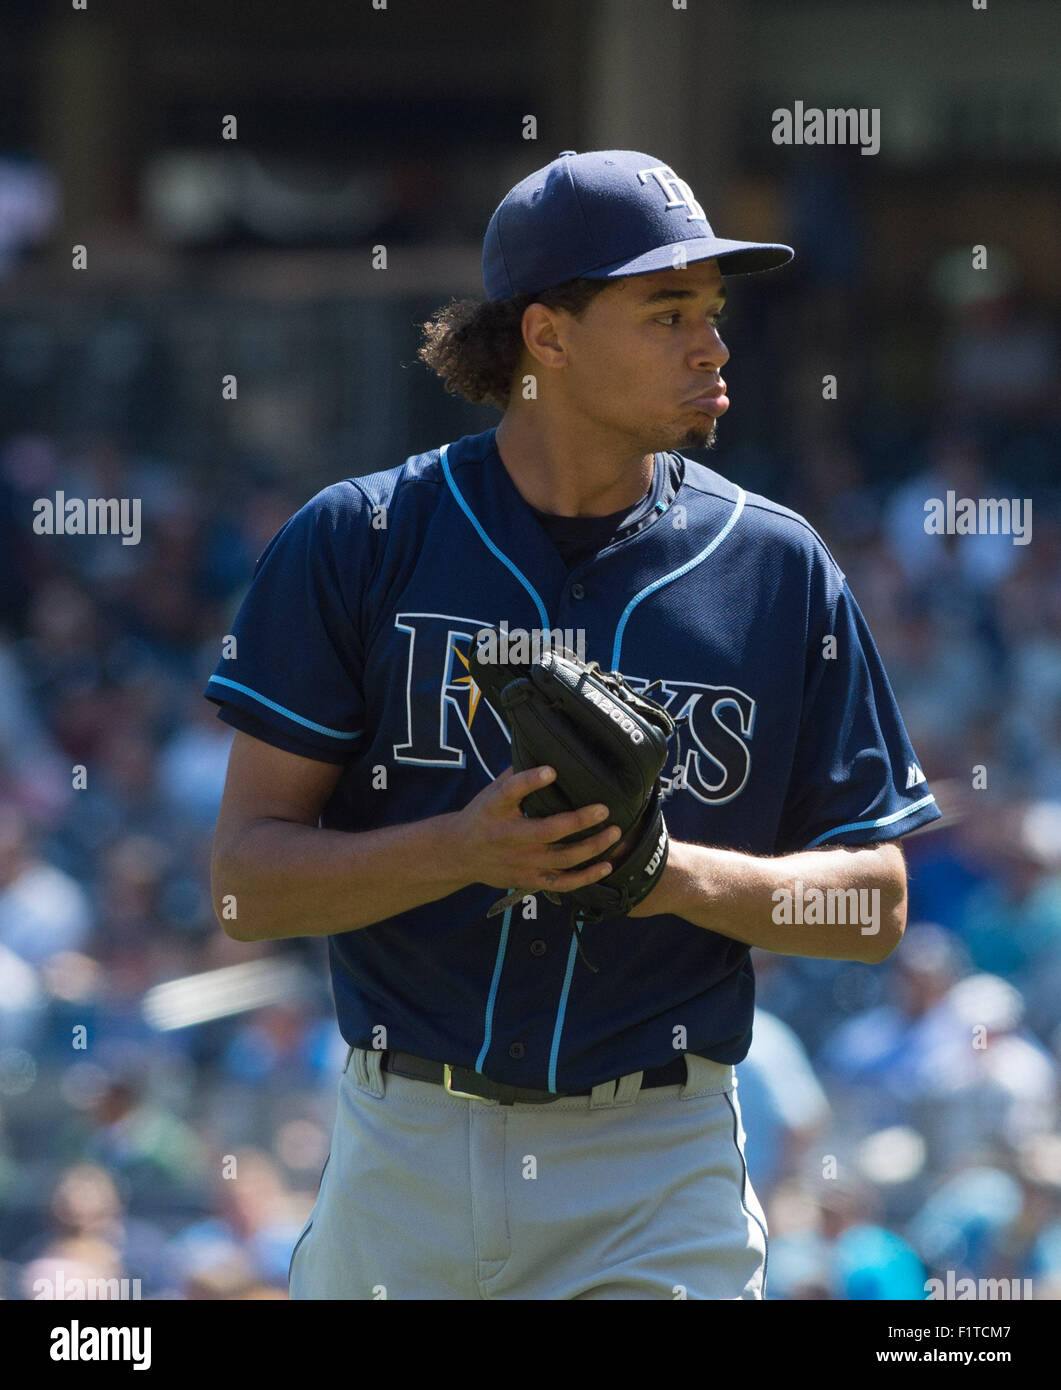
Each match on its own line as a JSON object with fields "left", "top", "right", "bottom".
{"left": 673, "top": 416, "right": 719, "bottom": 452}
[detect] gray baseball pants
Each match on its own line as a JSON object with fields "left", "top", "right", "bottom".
{"left": 288, "top": 1046, "right": 768, "bottom": 1300}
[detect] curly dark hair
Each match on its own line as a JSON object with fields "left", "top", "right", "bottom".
{"left": 417, "top": 278, "right": 612, "bottom": 413}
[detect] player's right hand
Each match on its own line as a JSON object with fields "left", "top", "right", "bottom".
{"left": 450, "top": 765, "right": 623, "bottom": 897}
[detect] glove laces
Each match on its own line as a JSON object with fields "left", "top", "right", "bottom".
{"left": 569, "top": 906, "right": 600, "bottom": 974}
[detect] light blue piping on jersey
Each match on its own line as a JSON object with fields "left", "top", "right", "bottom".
{"left": 440, "top": 443, "right": 550, "bottom": 630}
{"left": 610, "top": 487, "right": 746, "bottom": 670}
{"left": 206, "top": 675, "right": 362, "bottom": 741}
{"left": 548, "top": 930, "right": 582, "bottom": 1093}
{"left": 475, "top": 900, "right": 514, "bottom": 1074}
{"left": 804, "top": 793, "right": 938, "bottom": 847}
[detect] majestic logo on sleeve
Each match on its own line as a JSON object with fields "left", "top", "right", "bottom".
{"left": 390, "top": 613, "right": 755, "bottom": 805}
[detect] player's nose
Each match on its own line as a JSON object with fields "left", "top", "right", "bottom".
{"left": 691, "top": 325, "right": 730, "bottom": 369}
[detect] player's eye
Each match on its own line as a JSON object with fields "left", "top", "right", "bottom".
{"left": 655, "top": 310, "right": 727, "bottom": 328}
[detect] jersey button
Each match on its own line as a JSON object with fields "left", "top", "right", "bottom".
{"left": 570, "top": 582, "right": 585, "bottom": 600}
{"left": 530, "top": 938, "right": 547, "bottom": 957}
{"left": 508, "top": 1042, "right": 526, "bottom": 1060}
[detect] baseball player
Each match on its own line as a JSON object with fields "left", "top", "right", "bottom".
{"left": 206, "top": 149, "right": 941, "bottom": 1300}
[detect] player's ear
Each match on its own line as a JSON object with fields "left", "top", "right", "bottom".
{"left": 520, "top": 302, "right": 568, "bottom": 371}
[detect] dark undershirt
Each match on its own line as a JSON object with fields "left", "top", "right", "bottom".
{"left": 526, "top": 453, "right": 677, "bottom": 570}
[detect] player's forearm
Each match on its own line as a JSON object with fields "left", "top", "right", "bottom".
{"left": 643, "top": 840, "right": 906, "bottom": 963}
{"left": 211, "top": 812, "right": 468, "bottom": 941}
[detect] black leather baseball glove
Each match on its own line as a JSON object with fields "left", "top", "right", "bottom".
{"left": 468, "top": 630, "right": 681, "bottom": 971}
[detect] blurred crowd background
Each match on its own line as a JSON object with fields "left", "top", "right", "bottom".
{"left": 1, "top": 0, "right": 1060, "bottom": 1300}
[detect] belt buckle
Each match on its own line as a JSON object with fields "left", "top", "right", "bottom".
{"left": 444, "top": 1063, "right": 489, "bottom": 1101}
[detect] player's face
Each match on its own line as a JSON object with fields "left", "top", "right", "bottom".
{"left": 558, "top": 260, "right": 731, "bottom": 454}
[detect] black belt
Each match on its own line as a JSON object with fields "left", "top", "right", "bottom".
{"left": 380, "top": 1049, "right": 691, "bottom": 1105}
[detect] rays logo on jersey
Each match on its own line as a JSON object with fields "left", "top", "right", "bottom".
{"left": 390, "top": 613, "right": 756, "bottom": 807}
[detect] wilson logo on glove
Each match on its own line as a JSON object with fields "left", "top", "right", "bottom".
{"left": 645, "top": 829, "right": 668, "bottom": 877}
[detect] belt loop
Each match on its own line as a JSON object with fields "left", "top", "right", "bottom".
{"left": 612, "top": 1069, "right": 644, "bottom": 1106}
{"left": 680, "top": 1053, "right": 733, "bottom": 1098}
{"left": 351, "top": 1046, "right": 385, "bottom": 1097}
{"left": 589, "top": 1077, "right": 618, "bottom": 1109}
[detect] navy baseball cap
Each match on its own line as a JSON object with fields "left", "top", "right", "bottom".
{"left": 482, "top": 149, "right": 794, "bottom": 301}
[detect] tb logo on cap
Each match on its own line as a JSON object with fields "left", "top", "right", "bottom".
{"left": 637, "top": 165, "right": 708, "bottom": 224}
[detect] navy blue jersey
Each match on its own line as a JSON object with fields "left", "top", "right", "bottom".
{"left": 205, "top": 427, "right": 940, "bottom": 1090}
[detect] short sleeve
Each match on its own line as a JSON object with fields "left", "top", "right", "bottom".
{"left": 203, "top": 483, "right": 373, "bottom": 763}
{"left": 776, "top": 577, "right": 942, "bottom": 852}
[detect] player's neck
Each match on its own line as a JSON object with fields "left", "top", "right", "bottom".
{"left": 494, "top": 412, "right": 654, "bottom": 519}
